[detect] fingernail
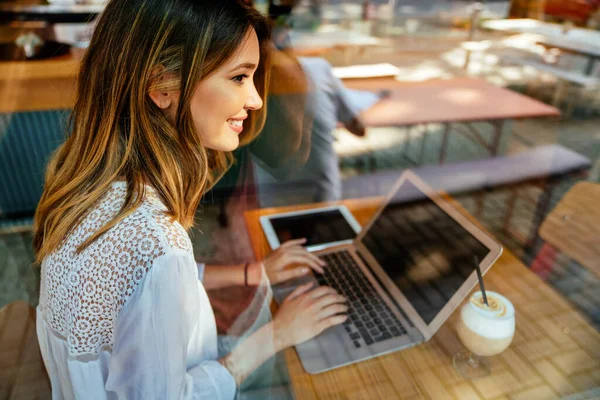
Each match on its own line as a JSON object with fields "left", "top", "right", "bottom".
{"left": 301, "top": 267, "right": 309, "bottom": 273}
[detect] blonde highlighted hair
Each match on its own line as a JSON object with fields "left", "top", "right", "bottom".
{"left": 33, "top": 0, "right": 271, "bottom": 263}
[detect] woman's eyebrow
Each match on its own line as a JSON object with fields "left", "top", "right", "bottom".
{"left": 229, "top": 62, "right": 257, "bottom": 72}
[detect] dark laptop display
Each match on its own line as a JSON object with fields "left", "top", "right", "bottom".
{"left": 361, "top": 180, "right": 490, "bottom": 324}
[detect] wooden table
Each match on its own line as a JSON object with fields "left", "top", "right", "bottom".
{"left": 343, "top": 77, "right": 560, "bottom": 164}
{"left": 536, "top": 37, "right": 600, "bottom": 76}
{"left": 288, "top": 28, "right": 382, "bottom": 62}
{"left": 244, "top": 197, "right": 600, "bottom": 400}
{"left": 0, "top": 48, "right": 82, "bottom": 113}
{"left": 289, "top": 28, "right": 380, "bottom": 51}
{"left": 540, "top": 182, "right": 600, "bottom": 279}
{"left": 482, "top": 18, "right": 600, "bottom": 76}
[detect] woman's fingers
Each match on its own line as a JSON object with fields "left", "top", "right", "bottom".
{"left": 277, "top": 267, "right": 311, "bottom": 281}
{"left": 317, "top": 302, "right": 349, "bottom": 320}
{"left": 280, "top": 238, "right": 307, "bottom": 248}
{"left": 312, "top": 292, "right": 346, "bottom": 310}
{"left": 285, "top": 282, "right": 314, "bottom": 302}
{"left": 280, "top": 254, "right": 324, "bottom": 274}
{"left": 285, "top": 248, "right": 326, "bottom": 270}
{"left": 316, "top": 314, "right": 348, "bottom": 333}
{"left": 308, "top": 286, "right": 339, "bottom": 300}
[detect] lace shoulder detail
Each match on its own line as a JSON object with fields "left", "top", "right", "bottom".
{"left": 39, "top": 182, "right": 194, "bottom": 356}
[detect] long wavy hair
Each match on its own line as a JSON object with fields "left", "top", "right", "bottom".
{"left": 33, "top": 0, "right": 271, "bottom": 263}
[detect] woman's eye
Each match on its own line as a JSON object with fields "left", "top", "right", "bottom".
{"left": 232, "top": 74, "right": 249, "bottom": 84}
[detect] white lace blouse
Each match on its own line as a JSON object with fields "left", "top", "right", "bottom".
{"left": 36, "top": 181, "right": 236, "bottom": 399}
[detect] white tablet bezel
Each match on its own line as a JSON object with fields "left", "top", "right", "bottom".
{"left": 260, "top": 205, "right": 362, "bottom": 252}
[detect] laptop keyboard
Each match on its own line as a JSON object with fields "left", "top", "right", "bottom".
{"left": 317, "top": 250, "right": 407, "bottom": 349}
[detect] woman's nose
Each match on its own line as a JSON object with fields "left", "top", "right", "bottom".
{"left": 245, "top": 83, "right": 263, "bottom": 111}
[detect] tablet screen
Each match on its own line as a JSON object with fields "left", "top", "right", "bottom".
{"left": 270, "top": 209, "right": 357, "bottom": 248}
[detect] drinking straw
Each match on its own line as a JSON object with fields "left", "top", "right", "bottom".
{"left": 474, "top": 256, "right": 489, "bottom": 307}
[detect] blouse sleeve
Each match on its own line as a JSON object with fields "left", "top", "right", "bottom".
{"left": 105, "top": 250, "right": 236, "bottom": 400}
{"left": 196, "top": 261, "right": 206, "bottom": 282}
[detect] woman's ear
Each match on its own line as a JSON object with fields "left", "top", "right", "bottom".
{"left": 148, "top": 66, "right": 178, "bottom": 110}
{"left": 149, "top": 89, "right": 173, "bottom": 109}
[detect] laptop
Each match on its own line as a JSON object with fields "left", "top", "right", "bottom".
{"left": 272, "top": 171, "right": 503, "bottom": 374}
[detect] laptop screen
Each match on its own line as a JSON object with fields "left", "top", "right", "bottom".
{"left": 361, "top": 179, "right": 490, "bottom": 325}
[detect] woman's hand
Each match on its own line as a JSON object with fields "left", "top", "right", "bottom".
{"left": 273, "top": 283, "right": 348, "bottom": 351}
{"left": 263, "top": 238, "right": 325, "bottom": 285}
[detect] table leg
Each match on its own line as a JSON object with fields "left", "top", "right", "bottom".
{"left": 491, "top": 119, "right": 505, "bottom": 156}
{"left": 439, "top": 123, "right": 451, "bottom": 164}
{"left": 584, "top": 56, "right": 597, "bottom": 76}
{"left": 419, "top": 124, "right": 428, "bottom": 164}
{"left": 552, "top": 79, "right": 568, "bottom": 108}
{"left": 406, "top": 125, "right": 412, "bottom": 157}
{"left": 527, "top": 178, "right": 555, "bottom": 247}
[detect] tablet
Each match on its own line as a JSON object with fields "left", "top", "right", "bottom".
{"left": 260, "top": 205, "right": 361, "bottom": 252}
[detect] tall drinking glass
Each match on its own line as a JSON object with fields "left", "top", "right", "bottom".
{"left": 453, "top": 291, "right": 515, "bottom": 379}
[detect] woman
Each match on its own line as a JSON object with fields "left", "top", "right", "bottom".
{"left": 33, "top": 0, "right": 347, "bottom": 398}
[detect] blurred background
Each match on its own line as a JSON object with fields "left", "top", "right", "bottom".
{"left": 1, "top": 0, "right": 599, "bottom": 398}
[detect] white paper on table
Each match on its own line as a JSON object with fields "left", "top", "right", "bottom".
{"left": 333, "top": 63, "right": 400, "bottom": 79}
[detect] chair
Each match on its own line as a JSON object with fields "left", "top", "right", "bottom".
{"left": 0, "top": 110, "right": 67, "bottom": 234}
{"left": 534, "top": 182, "right": 600, "bottom": 279}
{"left": 0, "top": 301, "right": 51, "bottom": 399}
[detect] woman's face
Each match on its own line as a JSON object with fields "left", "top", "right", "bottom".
{"left": 190, "top": 28, "right": 263, "bottom": 151}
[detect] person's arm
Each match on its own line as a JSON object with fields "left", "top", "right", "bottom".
{"left": 105, "top": 250, "right": 238, "bottom": 399}
{"left": 219, "top": 283, "right": 348, "bottom": 385}
{"left": 105, "top": 249, "right": 346, "bottom": 398}
{"left": 200, "top": 239, "right": 326, "bottom": 289}
{"left": 250, "top": 49, "right": 314, "bottom": 174}
{"left": 201, "top": 262, "right": 260, "bottom": 290}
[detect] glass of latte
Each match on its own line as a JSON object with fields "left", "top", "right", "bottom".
{"left": 453, "top": 291, "right": 515, "bottom": 378}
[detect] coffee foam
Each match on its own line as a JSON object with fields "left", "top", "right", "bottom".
{"left": 470, "top": 292, "right": 509, "bottom": 318}
{"left": 460, "top": 291, "right": 515, "bottom": 339}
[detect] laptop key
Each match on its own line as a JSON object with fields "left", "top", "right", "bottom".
{"left": 358, "top": 328, "right": 373, "bottom": 345}
{"left": 353, "top": 340, "right": 361, "bottom": 348}
{"left": 322, "top": 250, "right": 410, "bottom": 347}
{"left": 377, "top": 332, "right": 392, "bottom": 342}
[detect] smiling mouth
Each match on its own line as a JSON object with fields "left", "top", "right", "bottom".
{"left": 228, "top": 119, "right": 243, "bottom": 128}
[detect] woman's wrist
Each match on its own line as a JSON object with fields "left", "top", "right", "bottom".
{"left": 219, "top": 321, "right": 282, "bottom": 386}
{"left": 246, "top": 261, "right": 264, "bottom": 286}
{"left": 270, "top": 320, "right": 289, "bottom": 353}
